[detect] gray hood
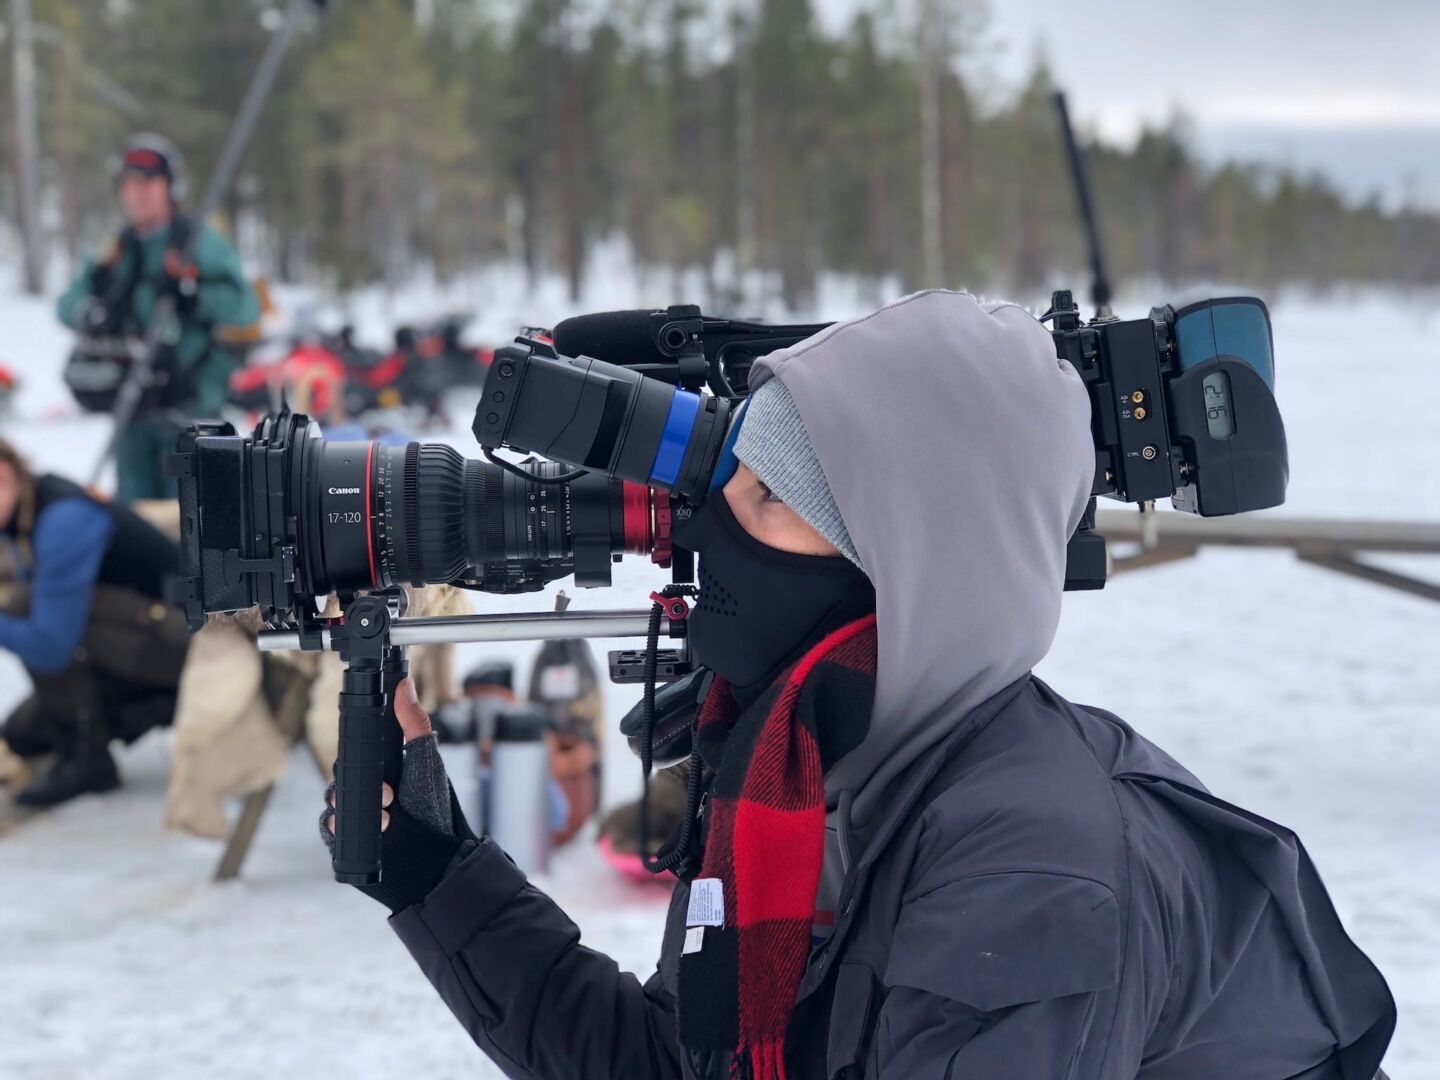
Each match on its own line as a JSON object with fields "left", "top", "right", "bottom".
{"left": 745, "top": 290, "right": 1094, "bottom": 827}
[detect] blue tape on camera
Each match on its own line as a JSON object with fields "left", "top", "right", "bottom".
{"left": 650, "top": 389, "right": 701, "bottom": 487}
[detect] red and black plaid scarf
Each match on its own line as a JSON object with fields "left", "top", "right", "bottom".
{"left": 678, "top": 613, "right": 878, "bottom": 1079}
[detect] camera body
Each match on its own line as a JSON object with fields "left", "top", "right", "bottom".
{"left": 169, "top": 291, "right": 1287, "bottom": 630}
{"left": 1046, "top": 290, "right": 1285, "bottom": 517}
{"left": 170, "top": 412, "right": 308, "bottom": 624}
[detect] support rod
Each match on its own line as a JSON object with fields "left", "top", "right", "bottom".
{"left": 258, "top": 608, "right": 670, "bottom": 652}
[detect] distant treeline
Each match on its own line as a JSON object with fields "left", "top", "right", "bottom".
{"left": 7, "top": 0, "right": 1439, "bottom": 305}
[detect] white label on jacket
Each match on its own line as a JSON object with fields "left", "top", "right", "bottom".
{"left": 687, "top": 878, "right": 724, "bottom": 927}
{"left": 683, "top": 926, "right": 705, "bottom": 955}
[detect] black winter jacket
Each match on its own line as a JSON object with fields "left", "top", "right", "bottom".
{"left": 388, "top": 677, "right": 1394, "bottom": 1079}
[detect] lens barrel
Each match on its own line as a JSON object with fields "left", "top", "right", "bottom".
{"left": 301, "top": 436, "right": 665, "bottom": 597}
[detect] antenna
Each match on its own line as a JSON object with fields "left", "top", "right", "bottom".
{"left": 1053, "top": 91, "right": 1114, "bottom": 319}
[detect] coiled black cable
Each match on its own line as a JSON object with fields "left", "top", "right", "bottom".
{"left": 639, "top": 584, "right": 703, "bottom": 875}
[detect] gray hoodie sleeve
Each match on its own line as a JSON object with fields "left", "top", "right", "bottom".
{"left": 388, "top": 839, "right": 681, "bottom": 1079}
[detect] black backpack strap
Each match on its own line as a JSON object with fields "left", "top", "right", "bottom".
{"left": 151, "top": 215, "right": 194, "bottom": 286}
{"left": 89, "top": 226, "right": 135, "bottom": 296}
{"left": 166, "top": 215, "right": 194, "bottom": 263}
{"left": 94, "top": 227, "right": 144, "bottom": 331}
{"left": 155, "top": 216, "right": 206, "bottom": 325}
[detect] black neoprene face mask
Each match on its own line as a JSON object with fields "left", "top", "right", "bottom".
{"left": 670, "top": 490, "right": 874, "bottom": 691}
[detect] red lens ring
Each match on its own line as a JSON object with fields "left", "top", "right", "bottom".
{"left": 621, "top": 481, "right": 652, "bottom": 554}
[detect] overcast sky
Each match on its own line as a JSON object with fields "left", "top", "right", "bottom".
{"left": 815, "top": 0, "right": 1440, "bottom": 208}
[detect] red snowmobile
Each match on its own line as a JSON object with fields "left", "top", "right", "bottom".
{"left": 228, "top": 316, "right": 492, "bottom": 424}
{"left": 227, "top": 333, "right": 353, "bottom": 420}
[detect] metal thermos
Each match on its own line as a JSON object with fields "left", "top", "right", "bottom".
{"left": 469, "top": 696, "right": 508, "bottom": 836}
{"left": 485, "top": 704, "right": 553, "bottom": 876}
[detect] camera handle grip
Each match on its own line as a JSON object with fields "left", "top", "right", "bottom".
{"left": 331, "top": 599, "right": 406, "bottom": 885}
{"left": 333, "top": 658, "right": 386, "bottom": 883}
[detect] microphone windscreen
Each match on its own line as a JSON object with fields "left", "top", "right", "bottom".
{"left": 551, "top": 310, "right": 668, "bottom": 367}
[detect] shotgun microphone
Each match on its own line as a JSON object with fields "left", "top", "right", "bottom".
{"left": 552, "top": 305, "right": 833, "bottom": 397}
{"left": 551, "top": 310, "right": 671, "bottom": 369}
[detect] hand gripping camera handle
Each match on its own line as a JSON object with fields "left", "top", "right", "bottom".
{"left": 332, "top": 658, "right": 388, "bottom": 884}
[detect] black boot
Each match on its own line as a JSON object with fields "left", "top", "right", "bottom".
{"left": 1, "top": 696, "right": 57, "bottom": 759}
{"left": 15, "top": 748, "right": 120, "bottom": 807}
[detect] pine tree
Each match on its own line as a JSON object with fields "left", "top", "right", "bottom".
{"left": 296, "top": 0, "right": 470, "bottom": 289}
{"left": 6, "top": 0, "right": 1436, "bottom": 297}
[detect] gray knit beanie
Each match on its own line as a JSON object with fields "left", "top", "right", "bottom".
{"left": 733, "top": 377, "right": 862, "bottom": 569}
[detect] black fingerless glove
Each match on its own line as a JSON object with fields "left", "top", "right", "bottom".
{"left": 351, "top": 804, "right": 465, "bottom": 915}
{"left": 320, "top": 733, "right": 476, "bottom": 915}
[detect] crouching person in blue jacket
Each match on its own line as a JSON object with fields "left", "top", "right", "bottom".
{"left": 0, "top": 439, "right": 190, "bottom": 806}
{"left": 322, "top": 293, "right": 1395, "bottom": 1078}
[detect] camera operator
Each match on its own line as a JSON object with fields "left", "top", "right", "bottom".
{"left": 58, "top": 134, "right": 260, "bottom": 502}
{"left": 0, "top": 439, "right": 190, "bottom": 806}
{"left": 321, "top": 292, "right": 1393, "bottom": 1078}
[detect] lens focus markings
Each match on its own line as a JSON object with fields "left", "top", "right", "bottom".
{"left": 529, "top": 482, "right": 562, "bottom": 549}
{"left": 374, "top": 447, "right": 401, "bottom": 587}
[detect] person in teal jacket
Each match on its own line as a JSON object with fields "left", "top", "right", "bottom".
{"left": 57, "top": 134, "right": 260, "bottom": 501}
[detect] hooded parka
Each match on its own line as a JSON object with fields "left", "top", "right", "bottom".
{"left": 386, "top": 292, "right": 1394, "bottom": 1079}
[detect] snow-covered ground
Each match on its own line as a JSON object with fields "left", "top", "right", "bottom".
{"left": 1, "top": 274, "right": 1436, "bottom": 1078}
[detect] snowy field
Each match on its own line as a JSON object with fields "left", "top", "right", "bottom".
{"left": 1, "top": 275, "right": 1437, "bottom": 1078}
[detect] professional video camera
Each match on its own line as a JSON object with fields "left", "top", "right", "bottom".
{"left": 168, "top": 295, "right": 1286, "bottom": 883}
{"left": 172, "top": 293, "right": 1285, "bottom": 624}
